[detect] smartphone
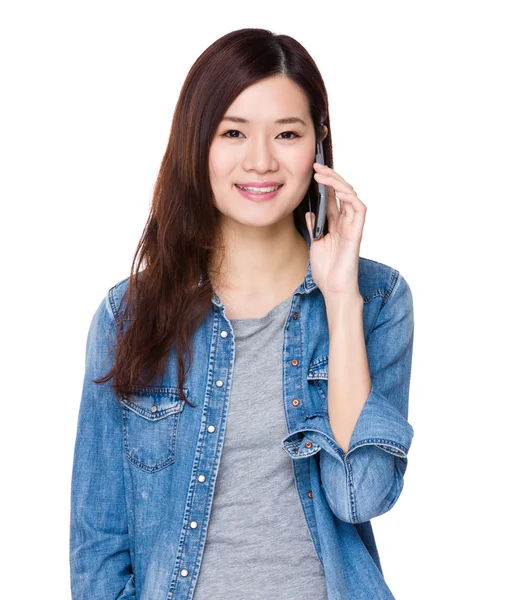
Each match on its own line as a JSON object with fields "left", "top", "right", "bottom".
{"left": 308, "top": 139, "right": 327, "bottom": 240}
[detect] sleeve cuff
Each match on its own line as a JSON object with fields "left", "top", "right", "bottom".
{"left": 281, "top": 388, "right": 414, "bottom": 460}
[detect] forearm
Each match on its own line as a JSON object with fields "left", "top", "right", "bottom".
{"left": 324, "top": 292, "right": 371, "bottom": 454}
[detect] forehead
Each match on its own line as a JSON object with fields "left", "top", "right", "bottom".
{"left": 223, "top": 76, "right": 311, "bottom": 123}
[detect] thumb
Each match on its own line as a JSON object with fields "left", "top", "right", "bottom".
{"left": 305, "top": 211, "right": 314, "bottom": 236}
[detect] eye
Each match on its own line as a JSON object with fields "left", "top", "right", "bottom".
{"left": 219, "top": 130, "right": 301, "bottom": 139}
{"left": 278, "top": 131, "right": 301, "bottom": 139}
{"left": 220, "top": 129, "right": 244, "bottom": 138}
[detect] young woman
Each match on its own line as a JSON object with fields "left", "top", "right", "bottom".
{"left": 70, "top": 28, "right": 415, "bottom": 600}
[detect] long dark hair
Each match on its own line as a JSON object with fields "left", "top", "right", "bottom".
{"left": 94, "top": 28, "right": 333, "bottom": 406}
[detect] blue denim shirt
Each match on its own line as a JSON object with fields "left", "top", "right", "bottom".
{"left": 70, "top": 223, "right": 415, "bottom": 599}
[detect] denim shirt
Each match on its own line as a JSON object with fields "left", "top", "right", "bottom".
{"left": 70, "top": 224, "right": 415, "bottom": 600}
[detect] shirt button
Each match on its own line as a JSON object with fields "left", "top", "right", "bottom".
{"left": 307, "top": 491, "right": 313, "bottom": 499}
{"left": 207, "top": 425, "right": 216, "bottom": 433}
{"left": 190, "top": 521, "right": 198, "bottom": 529}
{"left": 305, "top": 441, "right": 313, "bottom": 448}
{"left": 216, "top": 380, "right": 224, "bottom": 387}
{"left": 150, "top": 405, "right": 158, "bottom": 413}
{"left": 220, "top": 330, "right": 228, "bottom": 338}
{"left": 180, "top": 568, "right": 189, "bottom": 577}
{"left": 291, "top": 398, "right": 300, "bottom": 407}
{"left": 292, "top": 312, "right": 299, "bottom": 320}
{"left": 291, "top": 359, "right": 299, "bottom": 366}
{"left": 198, "top": 474, "right": 206, "bottom": 482}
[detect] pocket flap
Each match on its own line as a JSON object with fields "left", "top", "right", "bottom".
{"left": 307, "top": 356, "right": 328, "bottom": 380}
{"left": 120, "top": 388, "right": 188, "bottom": 421}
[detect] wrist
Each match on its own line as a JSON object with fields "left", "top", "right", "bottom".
{"left": 323, "top": 290, "right": 363, "bottom": 306}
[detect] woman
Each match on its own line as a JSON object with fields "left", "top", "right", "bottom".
{"left": 70, "top": 28, "right": 415, "bottom": 600}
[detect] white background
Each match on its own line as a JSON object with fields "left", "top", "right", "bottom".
{"left": 2, "top": 1, "right": 505, "bottom": 597}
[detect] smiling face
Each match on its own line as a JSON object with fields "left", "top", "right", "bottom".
{"left": 208, "top": 74, "right": 318, "bottom": 231}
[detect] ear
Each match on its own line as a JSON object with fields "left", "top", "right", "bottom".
{"left": 320, "top": 124, "right": 329, "bottom": 142}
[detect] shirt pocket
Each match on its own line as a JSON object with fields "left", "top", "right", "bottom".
{"left": 305, "top": 356, "right": 329, "bottom": 418}
{"left": 120, "top": 387, "right": 188, "bottom": 473}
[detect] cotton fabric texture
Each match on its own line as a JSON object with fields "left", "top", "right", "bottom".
{"left": 192, "top": 294, "right": 328, "bottom": 598}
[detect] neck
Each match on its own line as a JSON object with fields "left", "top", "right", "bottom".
{"left": 209, "top": 220, "right": 309, "bottom": 296}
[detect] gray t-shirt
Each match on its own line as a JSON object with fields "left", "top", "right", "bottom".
{"left": 193, "top": 295, "right": 328, "bottom": 599}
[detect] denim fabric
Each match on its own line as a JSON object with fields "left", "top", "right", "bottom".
{"left": 70, "top": 223, "right": 415, "bottom": 599}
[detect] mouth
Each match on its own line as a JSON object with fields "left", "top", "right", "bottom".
{"left": 234, "top": 183, "right": 284, "bottom": 202}
{"left": 234, "top": 183, "right": 284, "bottom": 194}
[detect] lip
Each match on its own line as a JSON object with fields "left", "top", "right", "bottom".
{"left": 235, "top": 181, "right": 283, "bottom": 187}
{"left": 235, "top": 183, "right": 283, "bottom": 201}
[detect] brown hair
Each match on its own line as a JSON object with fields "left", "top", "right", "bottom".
{"left": 94, "top": 27, "right": 333, "bottom": 406}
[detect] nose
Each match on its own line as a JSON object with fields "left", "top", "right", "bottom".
{"left": 241, "top": 137, "right": 279, "bottom": 173}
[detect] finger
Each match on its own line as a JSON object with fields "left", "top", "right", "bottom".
{"left": 339, "top": 196, "right": 356, "bottom": 222}
{"left": 337, "top": 193, "right": 367, "bottom": 229}
{"left": 325, "top": 184, "right": 341, "bottom": 231}
{"left": 313, "top": 164, "right": 355, "bottom": 191}
{"left": 315, "top": 175, "right": 358, "bottom": 220}
{"left": 314, "top": 172, "right": 354, "bottom": 194}
{"left": 315, "top": 173, "right": 366, "bottom": 214}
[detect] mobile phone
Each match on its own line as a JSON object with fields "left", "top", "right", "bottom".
{"left": 308, "top": 139, "right": 327, "bottom": 240}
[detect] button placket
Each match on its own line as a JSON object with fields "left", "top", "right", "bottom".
{"left": 178, "top": 322, "right": 233, "bottom": 590}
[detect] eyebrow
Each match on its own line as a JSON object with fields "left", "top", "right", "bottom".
{"left": 221, "top": 115, "right": 307, "bottom": 126}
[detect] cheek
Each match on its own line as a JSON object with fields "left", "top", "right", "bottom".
{"left": 208, "top": 151, "right": 219, "bottom": 181}
{"left": 289, "top": 143, "right": 315, "bottom": 171}
{"left": 209, "top": 152, "right": 235, "bottom": 185}
{"left": 292, "top": 152, "right": 316, "bottom": 185}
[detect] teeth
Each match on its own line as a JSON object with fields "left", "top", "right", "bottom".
{"left": 237, "top": 184, "right": 281, "bottom": 193}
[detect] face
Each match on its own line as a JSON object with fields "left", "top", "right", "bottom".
{"left": 208, "top": 74, "right": 320, "bottom": 232}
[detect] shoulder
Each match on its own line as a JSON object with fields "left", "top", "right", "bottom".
{"left": 358, "top": 256, "right": 412, "bottom": 309}
{"left": 88, "top": 273, "right": 136, "bottom": 330}
{"left": 105, "top": 275, "right": 132, "bottom": 325}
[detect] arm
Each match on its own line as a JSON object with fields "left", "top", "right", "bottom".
{"left": 320, "top": 273, "right": 415, "bottom": 523}
{"left": 281, "top": 272, "right": 415, "bottom": 524}
{"left": 325, "top": 291, "right": 371, "bottom": 454}
{"left": 69, "top": 291, "right": 135, "bottom": 598}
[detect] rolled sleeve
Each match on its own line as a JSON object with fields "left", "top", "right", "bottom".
{"left": 281, "top": 273, "right": 415, "bottom": 524}
{"left": 69, "top": 291, "right": 135, "bottom": 599}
